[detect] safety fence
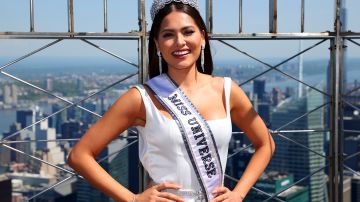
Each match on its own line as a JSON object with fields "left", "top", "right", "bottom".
{"left": 0, "top": 1, "right": 359, "bottom": 202}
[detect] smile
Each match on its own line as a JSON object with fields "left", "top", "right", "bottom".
{"left": 172, "top": 50, "right": 191, "bottom": 57}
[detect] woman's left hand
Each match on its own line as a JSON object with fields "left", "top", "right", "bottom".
{"left": 211, "top": 187, "right": 244, "bottom": 202}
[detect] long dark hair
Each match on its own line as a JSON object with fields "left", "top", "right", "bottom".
{"left": 148, "top": 2, "right": 213, "bottom": 79}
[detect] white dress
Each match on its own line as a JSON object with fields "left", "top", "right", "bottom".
{"left": 135, "top": 77, "right": 233, "bottom": 192}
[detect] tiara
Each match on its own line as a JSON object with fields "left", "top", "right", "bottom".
{"left": 150, "top": 0, "right": 200, "bottom": 20}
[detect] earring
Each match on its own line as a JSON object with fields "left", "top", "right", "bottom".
{"left": 157, "top": 51, "right": 162, "bottom": 74}
{"left": 201, "top": 44, "right": 205, "bottom": 72}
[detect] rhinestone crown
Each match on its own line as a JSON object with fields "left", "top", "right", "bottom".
{"left": 150, "top": 0, "right": 200, "bottom": 20}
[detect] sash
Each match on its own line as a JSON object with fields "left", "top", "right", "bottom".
{"left": 146, "top": 74, "right": 223, "bottom": 201}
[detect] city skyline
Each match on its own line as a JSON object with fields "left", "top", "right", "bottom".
{"left": 1, "top": 1, "right": 360, "bottom": 202}
{"left": 1, "top": 0, "right": 360, "bottom": 60}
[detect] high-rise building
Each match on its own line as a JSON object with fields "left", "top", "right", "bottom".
{"left": 0, "top": 143, "right": 11, "bottom": 166}
{"left": 253, "top": 80, "right": 266, "bottom": 101}
{"left": 17, "top": 130, "right": 33, "bottom": 164}
{"left": 247, "top": 172, "right": 309, "bottom": 202}
{"left": 251, "top": 80, "right": 271, "bottom": 126}
{"left": 343, "top": 176, "right": 352, "bottom": 202}
{"left": 343, "top": 100, "right": 360, "bottom": 171}
{"left": 269, "top": 88, "right": 326, "bottom": 202}
{"left": 127, "top": 129, "right": 140, "bottom": 193}
{"left": 16, "top": 110, "right": 34, "bottom": 130}
{"left": 45, "top": 78, "right": 53, "bottom": 91}
{"left": 76, "top": 136, "right": 130, "bottom": 202}
{"left": 76, "top": 77, "right": 84, "bottom": 92}
{"left": 257, "top": 103, "right": 270, "bottom": 126}
{"left": 3, "top": 84, "right": 12, "bottom": 104}
{"left": 51, "top": 103, "right": 67, "bottom": 133}
{"left": 80, "top": 101, "right": 97, "bottom": 124}
{"left": 226, "top": 141, "right": 310, "bottom": 202}
{"left": 36, "top": 119, "right": 56, "bottom": 151}
{"left": 225, "top": 140, "right": 253, "bottom": 189}
{"left": 11, "top": 84, "right": 18, "bottom": 104}
{"left": 35, "top": 119, "right": 65, "bottom": 176}
{"left": 60, "top": 120, "right": 83, "bottom": 140}
{"left": 271, "top": 87, "right": 284, "bottom": 106}
{"left": 2, "top": 123, "right": 32, "bottom": 164}
{"left": 3, "top": 84, "right": 17, "bottom": 105}
{"left": 0, "top": 175, "right": 12, "bottom": 202}
{"left": 344, "top": 135, "right": 360, "bottom": 171}
{"left": 352, "top": 175, "right": 360, "bottom": 202}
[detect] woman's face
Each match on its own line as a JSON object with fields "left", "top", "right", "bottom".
{"left": 155, "top": 10, "right": 205, "bottom": 71}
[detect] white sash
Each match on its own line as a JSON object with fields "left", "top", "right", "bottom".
{"left": 146, "top": 74, "right": 223, "bottom": 201}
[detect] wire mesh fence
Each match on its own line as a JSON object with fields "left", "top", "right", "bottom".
{"left": 0, "top": 0, "right": 359, "bottom": 202}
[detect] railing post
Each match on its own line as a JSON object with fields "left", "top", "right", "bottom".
{"left": 206, "top": 0, "right": 213, "bottom": 34}
{"left": 301, "top": 0, "right": 305, "bottom": 33}
{"left": 138, "top": 0, "right": 147, "bottom": 192}
{"left": 104, "top": 0, "right": 108, "bottom": 32}
{"left": 269, "top": 0, "right": 277, "bottom": 33}
{"left": 138, "top": 0, "right": 147, "bottom": 84}
{"left": 67, "top": 0, "right": 74, "bottom": 33}
{"left": 30, "top": 0, "right": 35, "bottom": 32}
{"left": 329, "top": 0, "right": 344, "bottom": 201}
{"left": 239, "top": 0, "right": 243, "bottom": 33}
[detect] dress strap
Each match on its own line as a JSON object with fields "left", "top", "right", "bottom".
{"left": 133, "top": 85, "right": 153, "bottom": 118}
{"left": 224, "top": 77, "right": 232, "bottom": 118}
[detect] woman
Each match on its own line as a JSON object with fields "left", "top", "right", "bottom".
{"left": 68, "top": 0, "right": 275, "bottom": 201}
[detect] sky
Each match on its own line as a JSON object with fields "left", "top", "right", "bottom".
{"left": 0, "top": 0, "right": 359, "bottom": 65}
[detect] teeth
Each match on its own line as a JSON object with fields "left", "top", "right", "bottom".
{"left": 173, "top": 50, "right": 190, "bottom": 56}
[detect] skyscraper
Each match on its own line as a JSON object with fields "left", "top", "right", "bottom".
{"left": 76, "top": 136, "right": 130, "bottom": 202}
{"left": 16, "top": 110, "right": 34, "bottom": 130}
{"left": 60, "top": 121, "right": 83, "bottom": 140}
{"left": 51, "top": 103, "right": 67, "bottom": 133}
{"left": 253, "top": 80, "right": 266, "bottom": 101}
{"left": 2, "top": 123, "right": 32, "bottom": 164}
{"left": 45, "top": 78, "right": 53, "bottom": 91}
{"left": 352, "top": 175, "right": 360, "bottom": 202}
{"left": 343, "top": 98, "right": 360, "bottom": 171}
{"left": 0, "top": 175, "right": 12, "bottom": 202}
{"left": 269, "top": 88, "right": 326, "bottom": 202}
{"left": 35, "top": 119, "right": 65, "bottom": 176}
{"left": 3, "top": 84, "right": 17, "bottom": 105}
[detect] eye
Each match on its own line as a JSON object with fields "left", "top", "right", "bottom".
{"left": 184, "top": 30, "right": 195, "bottom": 36}
{"left": 162, "top": 32, "right": 173, "bottom": 38}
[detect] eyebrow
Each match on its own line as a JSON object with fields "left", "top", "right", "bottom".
{"left": 160, "top": 26, "right": 196, "bottom": 33}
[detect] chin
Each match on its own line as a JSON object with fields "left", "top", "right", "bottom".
{"left": 170, "top": 62, "right": 197, "bottom": 70}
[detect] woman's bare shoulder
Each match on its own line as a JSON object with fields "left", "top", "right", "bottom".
{"left": 114, "top": 87, "right": 143, "bottom": 107}
{"left": 109, "top": 87, "right": 145, "bottom": 122}
{"left": 228, "top": 79, "right": 253, "bottom": 111}
{"left": 207, "top": 75, "right": 226, "bottom": 91}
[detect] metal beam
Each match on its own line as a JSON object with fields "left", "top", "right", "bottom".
{"left": 329, "top": 0, "right": 344, "bottom": 201}
{"left": 269, "top": 0, "right": 277, "bottom": 33}
{"left": 239, "top": 0, "right": 243, "bottom": 33}
{"left": 138, "top": 0, "right": 147, "bottom": 193}
{"left": 301, "top": 0, "right": 305, "bottom": 32}
{"left": 67, "top": 0, "right": 74, "bottom": 33}
{"left": 206, "top": 0, "right": 213, "bottom": 33}
{"left": 104, "top": 0, "right": 108, "bottom": 32}
{"left": 30, "top": 0, "right": 35, "bottom": 32}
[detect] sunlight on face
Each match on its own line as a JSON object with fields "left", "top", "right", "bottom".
{"left": 155, "top": 11, "right": 205, "bottom": 71}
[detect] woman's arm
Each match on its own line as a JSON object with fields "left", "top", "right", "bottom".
{"left": 213, "top": 81, "right": 275, "bottom": 202}
{"left": 68, "top": 88, "right": 185, "bottom": 202}
{"left": 68, "top": 88, "right": 143, "bottom": 201}
{"left": 230, "top": 80, "right": 275, "bottom": 199}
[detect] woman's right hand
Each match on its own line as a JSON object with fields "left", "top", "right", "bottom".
{"left": 135, "top": 182, "right": 185, "bottom": 202}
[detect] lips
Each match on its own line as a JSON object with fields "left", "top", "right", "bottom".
{"left": 172, "top": 49, "right": 191, "bottom": 58}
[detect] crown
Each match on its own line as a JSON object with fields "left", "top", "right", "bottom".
{"left": 150, "top": 0, "right": 200, "bottom": 20}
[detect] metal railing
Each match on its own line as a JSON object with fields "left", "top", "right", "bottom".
{"left": 0, "top": 0, "right": 359, "bottom": 202}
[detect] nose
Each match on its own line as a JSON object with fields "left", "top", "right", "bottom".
{"left": 175, "top": 34, "right": 186, "bottom": 47}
